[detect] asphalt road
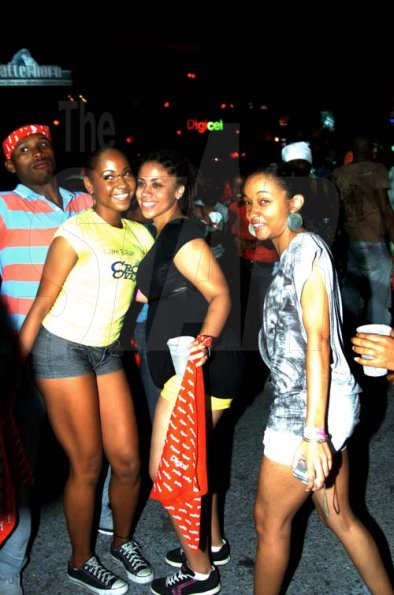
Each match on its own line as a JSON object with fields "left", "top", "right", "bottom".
{"left": 22, "top": 357, "right": 394, "bottom": 594}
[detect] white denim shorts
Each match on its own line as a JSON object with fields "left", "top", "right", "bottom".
{"left": 263, "top": 425, "right": 352, "bottom": 467}
{"left": 263, "top": 429, "right": 303, "bottom": 466}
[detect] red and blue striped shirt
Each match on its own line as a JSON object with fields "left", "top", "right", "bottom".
{"left": 0, "top": 184, "right": 92, "bottom": 330}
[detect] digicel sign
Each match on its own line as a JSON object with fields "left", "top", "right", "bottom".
{"left": 187, "top": 119, "right": 224, "bottom": 134}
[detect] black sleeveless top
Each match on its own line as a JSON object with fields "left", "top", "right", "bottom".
{"left": 136, "top": 218, "right": 243, "bottom": 398}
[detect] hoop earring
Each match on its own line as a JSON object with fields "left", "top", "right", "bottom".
{"left": 248, "top": 223, "right": 257, "bottom": 237}
{"left": 286, "top": 212, "right": 303, "bottom": 232}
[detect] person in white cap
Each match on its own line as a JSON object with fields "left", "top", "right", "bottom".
{"left": 281, "top": 142, "right": 339, "bottom": 247}
{"left": 281, "top": 141, "right": 313, "bottom": 177}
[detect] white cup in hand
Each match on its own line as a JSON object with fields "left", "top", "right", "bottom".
{"left": 356, "top": 324, "right": 392, "bottom": 377}
{"left": 167, "top": 336, "right": 195, "bottom": 377}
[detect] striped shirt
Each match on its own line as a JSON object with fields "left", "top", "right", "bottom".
{"left": 0, "top": 183, "right": 92, "bottom": 330}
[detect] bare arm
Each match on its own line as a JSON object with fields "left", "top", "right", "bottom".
{"left": 173, "top": 238, "right": 230, "bottom": 363}
{"left": 19, "top": 237, "right": 78, "bottom": 358}
{"left": 293, "top": 263, "right": 333, "bottom": 490}
{"left": 135, "top": 288, "right": 148, "bottom": 303}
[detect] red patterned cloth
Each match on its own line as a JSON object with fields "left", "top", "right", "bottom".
{"left": 0, "top": 400, "right": 34, "bottom": 544}
{"left": 150, "top": 359, "right": 207, "bottom": 551}
{"left": 3, "top": 124, "right": 51, "bottom": 159}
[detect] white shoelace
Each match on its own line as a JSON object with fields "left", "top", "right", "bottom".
{"left": 119, "top": 542, "right": 147, "bottom": 571}
{"left": 166, "top": 568, "right": 192, "bottom": 586}
{"left": 85, "top": 557, "right": 115, "bottom": 585}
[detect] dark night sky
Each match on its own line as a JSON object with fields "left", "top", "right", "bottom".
{"left": 1, "top": 21, "right": 393, "bottom": 176}
{"left": 3, "top": 23, "right": 392, "bottom": 106}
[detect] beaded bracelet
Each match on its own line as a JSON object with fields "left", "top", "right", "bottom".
{"left": 196, "top": 334, "right": 214, "bottom": 346}
{"left": 302, "top": 436, "right": 329, "bottom": 444}
{"left": 304, "top": 427, "right": 328, "bottom": 441}
{"left": 196, "top": 334, "right": 214, "bottom": 358}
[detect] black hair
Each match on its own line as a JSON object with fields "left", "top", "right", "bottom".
{"left": 244, "top": 163, "right": 339, "bottom": 244}
{"left": 138, "top": 148, "right": 197, "bottom": 215}
{"left": 245, "top": 162, "right": 305, "bottom": 198}
{"left": 83, "top": 147, "right": 132, "bottom": 178}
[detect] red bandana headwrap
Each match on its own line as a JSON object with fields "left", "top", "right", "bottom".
{"left": 2, "top": 124, "right": 51, "bottom": 160}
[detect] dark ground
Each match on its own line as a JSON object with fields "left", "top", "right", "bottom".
{"left": 20, "top": 351, "right": 394, "bottom": 595}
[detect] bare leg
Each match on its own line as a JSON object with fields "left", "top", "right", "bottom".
{"left": 98, "top": 369, "right": 140, "bottom": 549}
{"left": 150, "top": 395, "right": 224, "bottom": 574}
{"left": 253, "top": 455, "right": 310, "bottom": 595}
{"left": 37, "top": 375, "right": 102, "bottom": 568}
{"left": 312, "top": 450, "right": 393, "bottom": 595}
{"left": 210, "top": 493, "right": 223, "bottom": 548}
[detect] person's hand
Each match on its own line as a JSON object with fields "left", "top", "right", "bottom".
{"left": 387, "top": 372, "right": 394, "bottom": 384}
{"left": 292, "top": 438, "right": 332, "bottom": 492}
{"left": 135, "top": 288, "right": 148, "bottom": 303}
{"left": 188, "top": 335, "right": 214, "bottom": 367}
{"left": 351, "top": 330, "right": 394, "bottom": 371}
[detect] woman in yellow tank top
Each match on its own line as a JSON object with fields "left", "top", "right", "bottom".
{"left": 19, "top": 149, "right": 154, "bottom": 594}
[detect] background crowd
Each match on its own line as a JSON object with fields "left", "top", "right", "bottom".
{"left": 1, "top": 123, "right": 393, "bottom": 595}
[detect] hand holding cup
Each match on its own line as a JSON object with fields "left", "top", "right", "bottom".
{"left": 352, "top": 324, "right": 394, "bottom": 376}
{"left": 167, "top": 334, "right": 213, "bottom": 377}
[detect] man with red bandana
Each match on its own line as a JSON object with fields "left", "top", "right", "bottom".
{"left": 0, "top": 124, "right": 92, "bottom": 595}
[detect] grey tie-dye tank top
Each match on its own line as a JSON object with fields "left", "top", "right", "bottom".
{"left": 259, "top": 232, "right": 360, "bottom": 439}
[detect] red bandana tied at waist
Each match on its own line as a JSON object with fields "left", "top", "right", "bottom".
{"left": 150, "top": 359, "right": 208, "bottom": 551}
{"left": 0, "top": 400, "right": 34, "bottom": 544}
{"left": 3, "top": 124, "right": 51, "bottom": 159}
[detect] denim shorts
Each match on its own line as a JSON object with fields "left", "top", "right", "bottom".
{"left": 263, "top": 428, "right": 349, "bottom": 466}
{"left": 31, "top": 326, "right": 123, "bottom": 379}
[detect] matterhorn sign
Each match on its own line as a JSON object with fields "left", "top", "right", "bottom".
{"left": 0, "top": 49, "right": 72, "bottom": 86}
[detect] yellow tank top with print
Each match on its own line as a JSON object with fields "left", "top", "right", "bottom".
{"left": 43, "top": 208, "right": 153, "bottom": 346}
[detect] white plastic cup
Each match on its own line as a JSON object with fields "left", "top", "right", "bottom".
{"left": 356, "top": 324, "right": 392, "bottom": 377}
{"left": 166, "top": 336, "right": 195, "bottom": 377}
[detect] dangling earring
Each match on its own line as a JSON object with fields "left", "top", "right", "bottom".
{"left": 286, "top": 211, "right": 303, "bottom": 232}
{"left": 248, "top": 223, "right": 257, "bottom": 237}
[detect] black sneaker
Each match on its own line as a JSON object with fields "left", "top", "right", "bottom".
{"left": 165, "top": 540, "right": 230, "bottom": 568}
{"left": 150, "top": 562, "right": 221, "bottom": 595}
{"left": 111, "top": 540, "right": 153, "bottom": 584}
{"left": 67, "top": 555, "right": 128, "bottom": 594}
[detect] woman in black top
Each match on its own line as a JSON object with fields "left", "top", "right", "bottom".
{"left": 136, "top": 149, "right": 243, "bottom": 595}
